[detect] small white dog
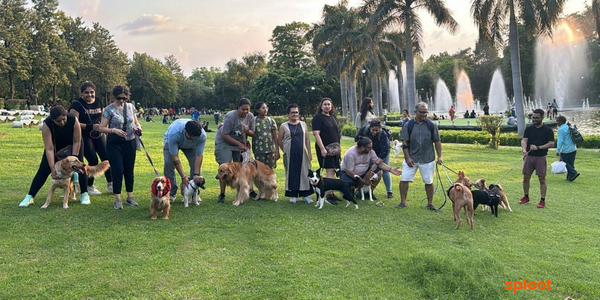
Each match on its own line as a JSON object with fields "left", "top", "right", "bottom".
{"left": 360, "top": 172, "right": 379, "bottom": 201}
{"left": 392, "top": 140, "right": 402, "bottom": 163}
{"left": 180, "top": 175, "right": 206, "bottom": 207}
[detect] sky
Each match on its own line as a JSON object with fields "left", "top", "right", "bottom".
{"left": 53, "top": 0, "right": 588, "bottom": 76}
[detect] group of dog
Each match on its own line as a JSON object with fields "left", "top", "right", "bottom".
{"left": 447, "top": 171, "right": 512, "bottom": 229}
{"left": 43, "top": 150, "right": 512, "bottom": 229}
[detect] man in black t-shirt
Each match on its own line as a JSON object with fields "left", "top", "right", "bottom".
{"left": 519, "top": 109, "right": 555, "bottom": 209}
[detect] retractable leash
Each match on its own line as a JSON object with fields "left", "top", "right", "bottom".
{"left": 136, "top": 134, "right": 160, "bottom": 176}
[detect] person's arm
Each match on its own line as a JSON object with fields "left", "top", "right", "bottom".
{"left": 271, "top": 120, "right": 280, "bottom": 160}
{"left": 304, "top": 122, "right": 312, "bottom": 162}
{"left": 193, "top": 131, "right": 207, "bottom": 175}
{"left": 71, "top": 118, "right": 82, "bottom": 156}
{"left": 313, "top": 129, "right": 328, "bottom": 157}
{"left": 434, "top": 140, "right": 442, "bottom": 165}
{"left": 521, "top": 137, "right": 529, "bottom": 156}
{"left": 277, "top": 123, "right": 285, "bottom": 155}
{"left": 41, "top": 124, "right": 57, "bottom": 177}
{"left": 69, "top": 107, "right": 87, "bottom": 131}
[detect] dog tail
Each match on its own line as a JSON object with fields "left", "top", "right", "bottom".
{"left": 85, "top": 160, "right": 110, "bottom": 178}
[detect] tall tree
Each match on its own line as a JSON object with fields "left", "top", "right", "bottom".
{"left": 471, "top": 0, "right": 566, "bottom": 135}
{"left": 268, "top": 22, "right": 314, "bottom": 70}
{"left": 363, "top": 0, "right": 458, "bottom": 108}
{"left": 89, "top": 23, "right": 129, "bottom": 100}
{"left": 0, "top": 0, "right": 30, "bottom": 100}
{"left": 127, "top": 52, "right": 177, "bottom": 108}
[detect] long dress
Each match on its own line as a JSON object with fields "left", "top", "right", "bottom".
{"left": 311, "top": 113, "right": 340, "bottom": 169}
{"left": 281, "top": 121, "right": 313, "bottom": 197}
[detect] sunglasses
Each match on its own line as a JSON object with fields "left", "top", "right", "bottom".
{"left": 115, "top": 96, "right": 128, "bottom": 101}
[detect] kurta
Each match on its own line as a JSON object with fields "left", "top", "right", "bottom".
{"left": 281, "top": 121, "right": 313, "bottom": 197}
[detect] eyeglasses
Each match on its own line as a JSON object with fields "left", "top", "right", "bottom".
{"left": 115, "top": 97, "right": 128, "bottom": 101}
{"left": 417, "top": 111, "right": 428, "bottom": 114}
{"left": 260, "top": 107, "right": 269, "bottom": 110}
{"left": 531, "top": 117, "right": 541, "bottom": 120}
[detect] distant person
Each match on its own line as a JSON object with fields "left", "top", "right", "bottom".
{"left": 312, "top": 97, "right": 342, "bottom": 205}
{"left": 400, "top": 109, "right": 410, "bottom": 126}
{"left": 252, "top": 101, "right": 279, "bottom": 169}
{"left": 448, "top": 106, "right": 456, "bottom": 121}
{"left": 555, "top": 116, "right": 580, "bottom": 182}
{"left": 483, "top": 103, "right": 490, "bottom": 115}
{"left": 470, "top": 110, "right": 476, "bottom": 118}
{"left": 552, "top": 99, "right": 558, "bottom": 117}
{"left": 354, "top": 97, "right": 376, "bottom": 129}
{"left": 463, "top": 110, "right": 469, "bottom": 118}
{"left": 213, "top": 111, "right": 220, "bottom": 125}
{"left": 507, "top": 115, "right": 516, "bottom": 125}
{"left": 519, "top": 109, "right": 554, "bottom": 209}
{"left": 190, "top": 107, "right": 200, "bottom": 122}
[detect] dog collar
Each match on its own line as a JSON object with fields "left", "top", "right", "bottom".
{"left": 189, "top": 181, "right": 198, "bottom": 191}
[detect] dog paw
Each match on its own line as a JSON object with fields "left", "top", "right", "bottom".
{"left": 150, "top": 216, "right": 157, "bottom": 219}
{"left": 163, "top": 216, "right": 169, "bottom": 220}
{"left": 41, "top": 204, "right": 49, "bottom": 209}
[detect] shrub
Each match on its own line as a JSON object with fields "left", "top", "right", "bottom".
{"left": 341, "top": 124, "right": 357, "bottom": 137}
{"left": 0, "top": 98, "right": 4, "bottom": 109}
{"left": 477, "top": 116, "right": 504, "bottom": 149}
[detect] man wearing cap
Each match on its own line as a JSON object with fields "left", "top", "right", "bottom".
{"left": 163, "top": 119, "right": 207, "bottom": 202}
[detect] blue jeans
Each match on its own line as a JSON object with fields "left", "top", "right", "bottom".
{"left": 382, "top": 154, "right": 392, "bottom": 193}
{"left": 559, "top": 151, "right": 577, "bottom": 179}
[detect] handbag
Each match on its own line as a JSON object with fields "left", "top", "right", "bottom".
{"left": 56, "top": 145, "right": 72, "bottom": 160}
{"left": 325, "top": 142, "right": 341, "bottom": 156}
{"left": 107, "top": 102, "right": 128, "bottom": 144}
{"left": 551, "top": 160, "right": 567, "bottom": 174}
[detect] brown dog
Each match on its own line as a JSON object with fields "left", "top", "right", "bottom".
{"left": 150, "top": 176, "right": 171, "bottom": 219}
{"left": 42, "top": 156, "right": 110, "bottom": 209}
{"left": 215, "top": 161, "right": 278, "bottom": 206}
{"left": 473, "top": 178, "right": 512, "bottom": 212}
{"left": 446, "top": 171, "right": 474, "bottom": 229}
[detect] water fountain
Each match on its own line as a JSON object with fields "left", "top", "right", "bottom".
{"left": 488, "top": 68, "right": 508, "bottom": 114}
{"left": 434, "top": 78, "right": 452, "bottom": 113}
{"left": 387, "top": 70, "right": 400, "bottom": 112}
{"left": 455, "top": 69, "right": 475, "bottom": 113}
{"left": 534, "top": 22, "right": 588, "bottom": 109}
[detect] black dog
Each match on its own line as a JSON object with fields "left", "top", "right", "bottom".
{"left": 471, "top": 190, "right": 500, "bottom": 217}
{"left": 308, "top": 169, "right": 358, "bottom": 209}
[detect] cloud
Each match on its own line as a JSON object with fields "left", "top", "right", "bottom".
{"left": 76, "top": 0, "right": 100, "bottom": 19}
{"left": 117, "top": 14, "right": 183, "bottom": 35}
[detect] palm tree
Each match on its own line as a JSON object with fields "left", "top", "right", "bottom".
{"left": 310, "top": 0, "right": 360, "bottom": 118}
{"left": 471, "top": 0, "right": 566, "bottom": 136}
{"left": 363, "top": 0, "right": 458, "bottom": 109}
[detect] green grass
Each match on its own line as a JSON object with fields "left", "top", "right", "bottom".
{"left": 1, "top": 115, "right": 599, "bottom": 299}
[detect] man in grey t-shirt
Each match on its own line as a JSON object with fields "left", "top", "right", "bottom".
{"left": 396, "top": 102, "right": 442, "bottom": 210}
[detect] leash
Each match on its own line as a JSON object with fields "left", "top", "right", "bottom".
{"left": 136, "top": 135, "right": 160, "bottom": 176}
{"left": 493, "top": 154, "right": 528, "bottom": 185}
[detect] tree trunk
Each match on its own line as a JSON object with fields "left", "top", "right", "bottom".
{"left": 593, "top": 0, "right": 600, "bottom": 42}
{"left": 8, "top": 70, "right": 15, "bottom": 100}
{"left": 340, "top": 73, "right": 348, "bottom": 117}
{"left": 509, "top": 1, "right": 526, "bottom": 136}
{"left": 404, "top": 25, "right": 417, "bottom": 109}
{"left": 348, "top": 70, "right": 357, "bottom": 123}
{"left": 397, "top": 64, "right": 406, "bottom": 111}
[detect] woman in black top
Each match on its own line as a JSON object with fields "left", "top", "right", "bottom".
{"left": 312, "top": 98, "right": 342, "bottom": 203}
{"left": 69, "top": 81, "right": 112, "bottom": 195}
{"left": 19, "top": 106, "right": 90, "bottom": 207}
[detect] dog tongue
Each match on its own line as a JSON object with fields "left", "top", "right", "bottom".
{"left": 77, "top": 169, "right": 85, "bottom": 175}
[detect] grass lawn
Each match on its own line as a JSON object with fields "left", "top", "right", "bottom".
{"left": 1, "top": 114, "right": 599, "bottom": 299}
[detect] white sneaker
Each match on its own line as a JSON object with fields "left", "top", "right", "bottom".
{"left": 302, "top": 197, "right": 313, "bottom": 204}
{"left": 106, "top": 182, "right": 113, "bottom": 193}
{"left": 19, "top": 195, "right": 34, "bottom": 207}
{"left": 289, "top": 197, "right": 297, "bottom": 204}
{"left": 87, "top": 185, "right": 102, "bottom": 195}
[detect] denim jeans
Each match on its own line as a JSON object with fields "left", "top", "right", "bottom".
{"left": 559, "top": 151, "right": 577, "bottom": 179}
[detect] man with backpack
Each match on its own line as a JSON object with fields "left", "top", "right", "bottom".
{"left": 396, "top": 102, "right": 442, "bottom": 210}
{"left": 555, "top": 116, "right": 580, "bottom": 182}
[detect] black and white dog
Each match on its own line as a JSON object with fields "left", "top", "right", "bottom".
{"left": 180, "top": 175, "right": 206, "bottom": 207}
{"left": 308, "top": 169, "right": 358, "bottom": 209}
{"left": 360, "top": 172, "right": 379, "bottom": 201}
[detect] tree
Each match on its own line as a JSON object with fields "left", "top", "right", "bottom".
{"left": 0, "top": 0, "right": 30, "bottom": 100}
{"left": 268, "top": 22, "right": 314, "bottom": 70}
{"left": 363, "top": 0, "right": 458, "bottom": 108}
{"left": 471, "top": 0, "right": 567, "bottom": 136}
{"left": 127, "top": 52, "right": 177, "bottom": 108}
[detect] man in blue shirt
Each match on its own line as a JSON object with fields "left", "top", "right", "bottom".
{"left": 163, "top": 119, "right": 206, "bottom": 202}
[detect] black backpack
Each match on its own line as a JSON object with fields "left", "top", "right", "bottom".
{"left": 356, "top": 124, "right": 394, "bottom": 142}
{"left": 568, "top": 123, "right": 584, "bottom": 144}
{"left": 404, "top": 118, "right": 436, "bottom": 143}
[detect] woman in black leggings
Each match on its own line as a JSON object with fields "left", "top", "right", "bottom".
{"left": 19, "top": 106, "right": 90, "bottom": 207}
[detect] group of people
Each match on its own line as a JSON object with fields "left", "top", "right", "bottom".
{"left": 19, "top": 84, "right": 579, "bottom": 211}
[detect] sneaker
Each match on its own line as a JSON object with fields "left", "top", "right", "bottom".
{"left": 569, "top": 173, "right": 580, "bottom": 182}
{"left": 19, "top": 195, "right": 34, "bottom": 207}
{"left": 113, "top": 200, "right": 123, "bottom": 209}
{"left": 249, "top": 190, "right": 258, "bottom": 199}
{"left": 302, "top": 197, "right": 313, "bottom": 204}
{"left": 372, "top": 194, "right": 378, "bottom": 200}
{"left": 106, "top": 182, "right": 113, "bottom": 193}
{"left": 87, "top": 185, "right": 102, "bottom": 195}
{"left": 536, "top": 200, "right": 545, "bottom": 208}
{"left": 216, "top": 193, "right": 225, "bottom": 203}
{"left": 325, "top": 193, "right": 340, "bottom": 205}
{"left": 425, "top": 204, "right": 437, "bottom": 211}
{"left": 519, "top": 196, "right": 530, "bottom": 204}
{"left": 387, "top": 192, "right": 394, "bottom": 199}
{"left": 169, "top": 195, "right": 176, "bottom": 203}
{"left": 80, "top": 193, "right": 90, "bottom": 205}
{"left": 126, "top": 197, "right": 138, "bottom": 206}
{"left": 395, "top": 203, "right": 407, "bottom": 209}
{"left": 289, "top": 197, "right": 297, "bottom": 204}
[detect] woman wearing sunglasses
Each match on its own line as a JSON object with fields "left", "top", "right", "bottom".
{"left": 96, "top": 85, "right": 142, "bottom": 209}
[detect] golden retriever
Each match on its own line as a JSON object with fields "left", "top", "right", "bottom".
{"left": 150, "top": 176, "right": 171, "bottom": 219}
{"left": 215, "top": 161, "right": 278, "bottom": 206}
{"left": 42, "top": 156, "right": 110, "bottom": 209}
{"left": 446, "top": 171, "right": 474, "bottom": 229}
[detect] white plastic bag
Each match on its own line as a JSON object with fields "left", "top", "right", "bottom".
{"left": 551, "top": 160, "right": 567, "bottom": 174}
